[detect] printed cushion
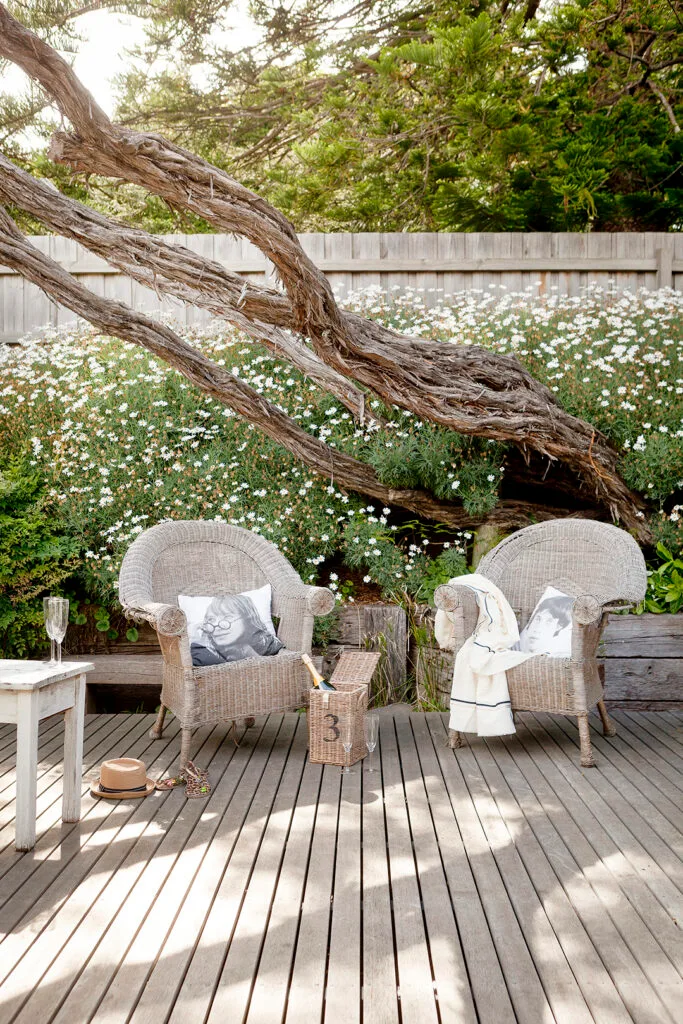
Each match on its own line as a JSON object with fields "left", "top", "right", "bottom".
{"left": 518, "top": 585, "right": 573, "bottom": 658}
{"left": 178, "top": 584, "right": 284, "bottom": 666}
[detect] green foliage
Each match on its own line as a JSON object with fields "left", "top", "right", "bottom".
{"left": 648, "top": 508, "right": 683, "bottom": 563}
{"left": 360, "top": 426, "right": 504, "bottom": 516}
{"left": 27, "top": 0, "right": 676, "bottom": 234}
{"left": 408, "top": 547, "right": 469, "bottom": 605}
{"left": 92, "top": 605, "right": 119, "bottom": 640}
{"left": 312, "top": 605, "right": 340, "bottom": 652}
{"left": 636, "top": 543, "right": 683, "bottom": 614}
{"left": 0, "top": 459, "right": 80, "bottom": 656}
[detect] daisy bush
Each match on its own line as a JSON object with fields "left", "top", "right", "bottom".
{"left": 1, "top": 282, "right": 682, "bottom": 653}
{"left": 344, "top": 282, "right": 683, "bottom": 552}
{"left": 0, "top": 317, "right": 472, "bottom": 624}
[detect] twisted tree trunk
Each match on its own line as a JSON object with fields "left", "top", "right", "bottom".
{"left": 0, "top": 207, "right": 582, "bottom": 532}
{"left": 0, "top": 4, "right": 648, "bottom": 540}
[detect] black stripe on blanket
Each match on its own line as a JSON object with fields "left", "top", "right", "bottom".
{"left": 450, "top": 697, "right": 512, "bottom": 708}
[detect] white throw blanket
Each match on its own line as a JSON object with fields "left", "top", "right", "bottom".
{"left": 434, "top": 573, "right": 534, "bottom": 737}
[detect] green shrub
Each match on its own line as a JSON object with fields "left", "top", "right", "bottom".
{"left": 0, "top": 459, "right": 80, "bottom": 656}
{"left": 636, "top": 543, "right": 683, "bottom": 615}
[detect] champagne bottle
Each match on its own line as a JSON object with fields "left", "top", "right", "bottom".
{"left": 301, "top": 653, "right": 336, "bottom": 691}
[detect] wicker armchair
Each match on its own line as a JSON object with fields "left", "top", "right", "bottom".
{"left": 118, "top": 520, "right": 336, "bottom": 767}
{"left": 434, "top": 520, "right": 647, "bottom": 767}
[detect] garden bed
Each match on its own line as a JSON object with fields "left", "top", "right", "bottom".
{"left": 4, "top": 290, "right": 683, "bottom": 706}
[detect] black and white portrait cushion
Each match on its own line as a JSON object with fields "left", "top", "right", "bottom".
{"left": 178, "top": 584, "right": 284, "bottom": 666}
{"left": 518, "top": 585, "right": 573, "bottom": 658}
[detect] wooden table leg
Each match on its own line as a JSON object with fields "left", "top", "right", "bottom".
{"left": 15, "top": 690, "right": 39, "bottom": 851}
{"left": 62, "top": 673, "right": 85, "bottom": 823}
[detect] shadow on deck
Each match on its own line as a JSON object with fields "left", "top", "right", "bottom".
{"left": 0, "top": 706, "right": 681, "bottom": 1024}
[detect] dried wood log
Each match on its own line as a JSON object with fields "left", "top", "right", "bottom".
{"left": 0, "top": 4, "right": 649, "bottom": 539}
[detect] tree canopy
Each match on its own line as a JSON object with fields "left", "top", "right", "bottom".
{"left": 5, "top": 0, "right": 682, "bottom": 233}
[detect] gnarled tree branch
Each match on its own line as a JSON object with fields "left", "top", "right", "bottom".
{"left": 0, "top": 154, "right": 370, "bottom": 421}
{"left": 0, "top": 3, "right": 649, "bottom": 540}
{"left": 647, "top": 77, "right": 681, "bottom": 133}
{"left": 0, "top": 205, "right": 583, "bottom": 532}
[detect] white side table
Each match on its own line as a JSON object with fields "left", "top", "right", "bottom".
{"left": 0, "top": 660, "right": 93, "bottom": 851}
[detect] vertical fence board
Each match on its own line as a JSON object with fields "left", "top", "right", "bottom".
{"left": 325, "top": 231, "right": 353, "bottom": 302}
{"left": 674, "top": 234, "right": 683, "bottom": 293}
{"left": 438, "top": 231, "right": 467, "bottom": 299}
{"left": 352, "top": 232, "right": 382, "bottom": 294}
{"left": 22, "top": 236, "right": 54, "bottom": 339}
{"left": 497, "top": 232, "right": 517, "bottom": 296}
{"left": 385, "top": 232, "right": 408, "bottom": 300}
{"left": 523, "top": 233, "right": 553, "bottom": 296}
{"left": 184, "top": 234, "right": 214, "bottom": 329}
{"left": 50, "top": 236, "right": 80, "bottom": 330}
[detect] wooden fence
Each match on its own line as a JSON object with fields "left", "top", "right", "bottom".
{"left": 2, "top": 231, "right": 682, "bottom": 342}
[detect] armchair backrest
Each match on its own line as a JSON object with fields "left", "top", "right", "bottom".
{"left": 478, "top": 519, "right": 647, "bottom": 627}
{"left": 119, "top": 520, "right": 306, "bottom": 637}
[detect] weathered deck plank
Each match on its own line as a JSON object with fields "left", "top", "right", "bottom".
{"left": 324, "top": 755, "right": 362, "bottom": 1024}
{"left": 515, "top": 716, "right": 682, "bottom": 1022}
{"left": 409, "top": 713, "right": 516, "bottom": 1023}
{"left": 393, "top": 716, "right": 478, "bottom": 1024}
{"left": 0, "top": 709, "right": 682, "bottom": 1024}
{"left": 380, "top": 714, "right": 440, "bottom": 1024}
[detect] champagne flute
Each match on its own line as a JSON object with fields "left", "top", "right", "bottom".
{"left": 364, "top": 712, "right": 379, "bottom": 772}
{"left": 341, "top": 715, "right": 353, "bottom": 774}
{"left": 43, "top": 597, "right": 56, "bottom": 666}
{"left": 43, "top": 597, "right": 69, "bottom": 666}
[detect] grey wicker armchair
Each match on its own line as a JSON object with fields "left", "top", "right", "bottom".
{"left": 118, "top": 520, "right": 335, "bottom": 767}
{"left": 434, "top": 519, "right": 647, "bottom": 767}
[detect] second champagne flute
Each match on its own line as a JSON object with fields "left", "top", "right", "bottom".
{"left": 43, "top": 596, "right": 58, "bottom": 666}
{"left": 341, "top": 715, "right": 354, "bottom": 774}
{"left": 364, "top": 712, "right": 379, "bottom": 772}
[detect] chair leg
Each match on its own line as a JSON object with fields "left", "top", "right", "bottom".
{"left": 180, "top": 728, "right": 193, "bottom": 769}
{"left": 577, "top": 714, "right": 595, "bottom": 767}
{"left": 597, "top": 699, "right": 617, "bottom": 737}
{"left": 448, "top": 729, "right": 464, "bottom": 749}
{"left": 149, "top": 703, "right": 167, "bottom": 740}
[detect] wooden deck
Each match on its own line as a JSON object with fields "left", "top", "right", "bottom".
{"left": 0, "top": 707, "right": 682, "bottom": 1024}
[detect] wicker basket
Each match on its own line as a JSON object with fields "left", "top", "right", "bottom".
{"left": 307, "top": 651, "right": 380, "bottom": 767}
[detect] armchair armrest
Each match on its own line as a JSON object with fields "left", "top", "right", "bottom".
{"left": 274, "top": 583, "right": 335, "bottom": 654}
{"left": 433, "top": 582, "right": 480, "bottom": 653}
{"left": 570, "top": 594, "right": 611, "bottom": 664}
{"left": 572, "top": 594, "right": 602, "bottom": 625}
{"left": 306, "top": 586, "right": 336, "bottom": 616}
{"left": 280, "top": 584, "right": 336, "bottom": 616}
{"left": 122, "top": 599, "right": 188, "bottom": 637}
{"left": 434, "top": 583, "right": 467, "bottom": 613}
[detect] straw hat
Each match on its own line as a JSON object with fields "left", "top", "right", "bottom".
{"left": 90, "top": 757, "right": 155, "bottom": 800}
